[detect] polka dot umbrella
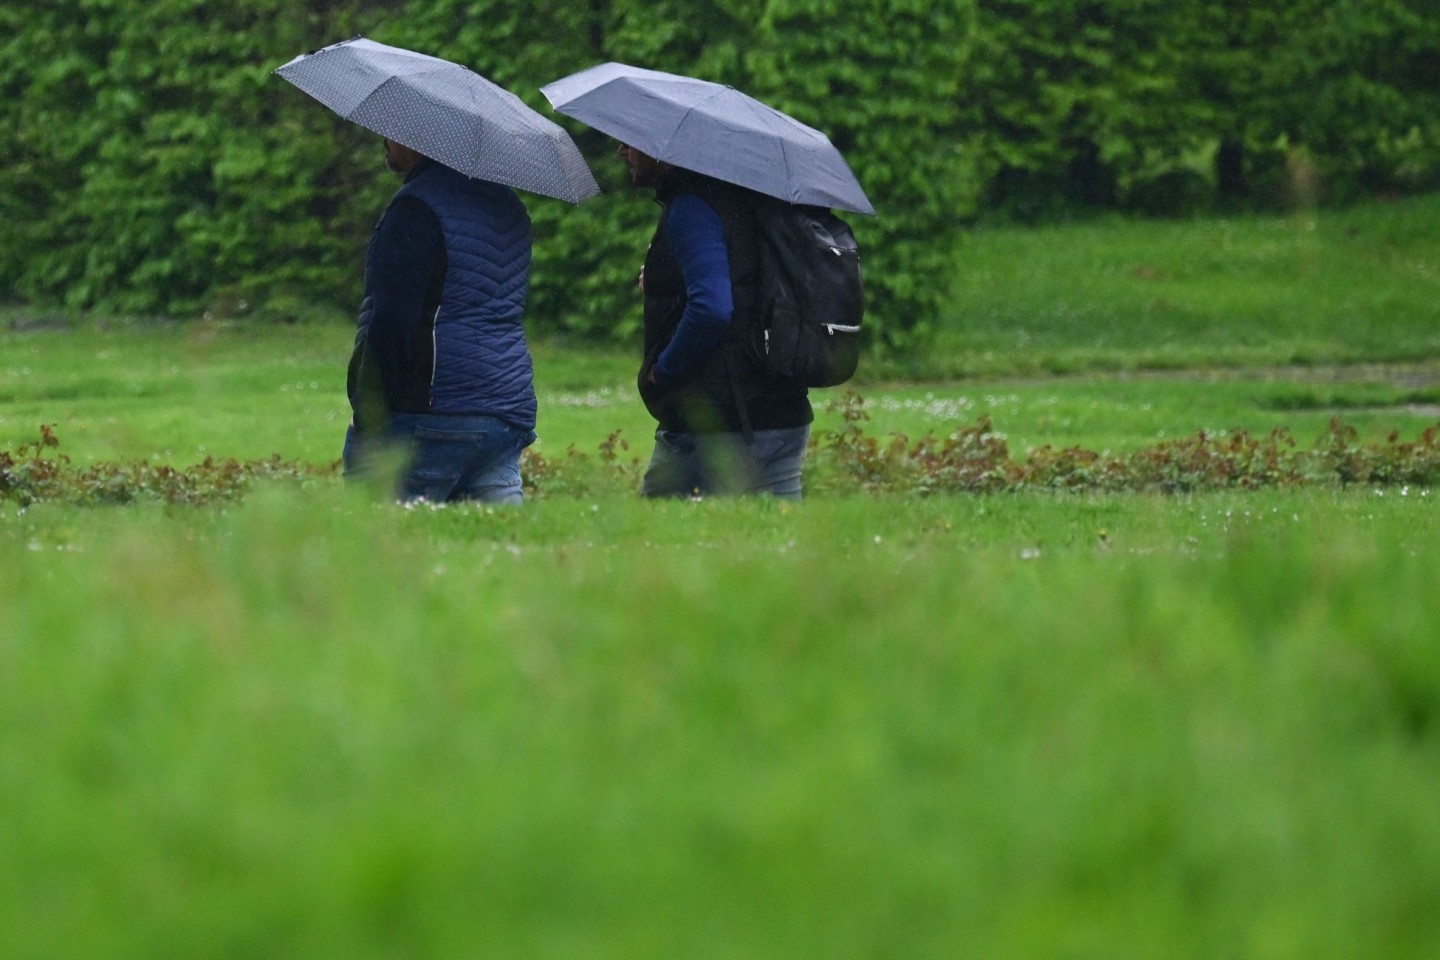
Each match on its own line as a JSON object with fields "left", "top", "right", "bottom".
{"left": 276, "top": 37, "right": 599, "bottom": 204}
{"left": 541, "top": 62, "right": 873, "bottom": 215}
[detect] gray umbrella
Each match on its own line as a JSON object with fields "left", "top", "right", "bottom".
{"left": 540, "top": 62, "right": 874, "bottom": 215}
{"left": 275, "top": 37, "right": 599, "bottom": 204}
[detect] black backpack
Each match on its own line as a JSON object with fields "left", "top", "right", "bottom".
{"left": 746, "top": 201, "right": 864, "bottom": 388}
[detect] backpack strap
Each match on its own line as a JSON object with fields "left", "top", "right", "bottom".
{"left": 722, "top": 346, "right": 755, "bottom": 446}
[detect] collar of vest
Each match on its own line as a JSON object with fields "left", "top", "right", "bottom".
{"left": 403, "top": 156, "right": 443, "bottom": 184}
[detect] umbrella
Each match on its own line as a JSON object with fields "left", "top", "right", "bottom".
{"left": 275, "top": 36, "right": 600, "bottom": 204}
{"left": 540, "top": 62, "right": 874, "bottom": 215}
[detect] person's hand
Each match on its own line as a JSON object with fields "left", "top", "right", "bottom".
{"left": 636, "top": 266, "right": 645, "bottom": 292}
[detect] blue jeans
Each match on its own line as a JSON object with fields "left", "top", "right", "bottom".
{"left": 642, "top": 425, "right": 810, "bottom": 499}
{"left": 343, "top": 414, "right": 535, "bottom": 504}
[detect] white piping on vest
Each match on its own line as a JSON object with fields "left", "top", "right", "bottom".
{"left": 429, "top": 306, "right": 441, "bottom": 402}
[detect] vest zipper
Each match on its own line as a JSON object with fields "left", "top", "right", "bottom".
{"left": 429, "top": 306, "right": 441, "bottom": 407}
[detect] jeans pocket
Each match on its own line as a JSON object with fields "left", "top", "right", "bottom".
{"left": 406, "top": 429, "right": 491, "bottom": 497}
{"left": 413, "top": 426, "right": 488, "bottom": 444}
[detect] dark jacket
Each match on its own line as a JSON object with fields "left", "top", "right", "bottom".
{"left": 349, "top": 160, "right": 537, "bottom": 432}
{"left": 639, "top": 170, "right": 811, "bottom": 434}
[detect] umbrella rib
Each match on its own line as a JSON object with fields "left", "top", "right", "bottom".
{"left": 654, "top": 87, "right": 732, "bottom": 156}
{"left": 352, "top": 71, "right": 534, "bottom": 128}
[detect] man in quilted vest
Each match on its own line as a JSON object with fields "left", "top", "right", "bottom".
{"left": 343, "top": 138, "right": 538, "bottom": 503}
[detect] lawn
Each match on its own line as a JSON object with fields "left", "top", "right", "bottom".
{"left": 917, "top": 193, "right": 1440, "bottom": 377}
{"left": 3, "top": 195, "right": 1439, "bottom": 959}
{"left": 4, "top": 321, "right": 1438, "bottom": 469}
{"left": 4, "top": 488, "right": 1438, "bottom": 959}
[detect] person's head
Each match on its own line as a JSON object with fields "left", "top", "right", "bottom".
{"left": 617, "top": 143, "right": 669, "bottom": 189}
{"left": 383, "top": 138, "right": 424, "bottom": 176}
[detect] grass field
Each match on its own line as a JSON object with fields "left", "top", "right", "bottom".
{"left": 4, "top": 320, "right": 1439, "bottom": 469}
{"left": 3, "top": 196, "right": 1439, "bottom": 959}
{"left": 918, "top": 193, "right": 1440, "bottom": 378}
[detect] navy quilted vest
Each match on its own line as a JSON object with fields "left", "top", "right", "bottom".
{"left": 395, "top": 164, "right": 537, "bottom": 428}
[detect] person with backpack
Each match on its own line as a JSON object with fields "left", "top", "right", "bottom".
{"left": 620, "top": 144, "right": 816, "bottom": 499}
{"left": 541, "top": 63, "right": 871, "bottom": 499}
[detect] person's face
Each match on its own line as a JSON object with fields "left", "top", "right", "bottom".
{"left": 383, "top": 138, "right": 422, "bottom": 176}
{"left": 617, "top": 143, "right": 665, "bottom": 188}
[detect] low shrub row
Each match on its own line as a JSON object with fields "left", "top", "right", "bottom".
{"left": 808, "top": 393, "right": 1440, "bottom": 495}
{"left": 7, "top": 396, "right": 1440, "bottom": 507}
{"left": 0, "top": 425, "right": 334, "bottom": 508}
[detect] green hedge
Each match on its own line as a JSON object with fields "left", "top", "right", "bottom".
{"left": 3, "top": 0, "right": 1437, "bottom": 346}
{"left": 0, "top": 0, "right": 381, "bottom": 318}
{"left": 965, "top": 0, "right": 1440, "bottom": 220}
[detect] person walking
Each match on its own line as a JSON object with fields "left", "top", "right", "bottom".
{"left": 541, "top": 62, "right": 873, "bottom": 499}
{"left": 621, "top": 144, "right": 813, "bottom": 498}
{"left": 342, "top": 138, "right": 539, "bottom": 503}
{"left": 274, "top": 37, "right": 600, "bottom": 503}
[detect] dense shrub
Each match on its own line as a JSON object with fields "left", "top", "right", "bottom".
{"left": 2, "top": 0, "right": 1436, "bottom": 340}
{"left": 1, "top": 0, "right": 978, "bottom": 346}
{"left": 0, "top": 1, "right": 367, "bottom": 315}
{"left": 966, "top": 0, "right": 1440, "bottom": 220}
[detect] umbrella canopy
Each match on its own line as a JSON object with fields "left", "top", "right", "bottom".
{"left": 540, "top": 62, "right": 873, "bottom": 215}
{"left": 275, "top": 37, "right": 600, "bottom": 204}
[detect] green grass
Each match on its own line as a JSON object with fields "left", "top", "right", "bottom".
{"left": 3, "top": 322, "right": 1438, "bottom": 468}
{"left": 899, "top": 193, "right": 1440, "bottom": 378}
{"left": 3, "top": 490, "right": 1438, "bottom": 958}
{"left": 4, "top": 194, "right": 1440, "bottom": 958}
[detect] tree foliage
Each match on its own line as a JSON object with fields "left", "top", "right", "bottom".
{"left": 967, "top": 0, "right": 1440, "bottom": 219}
{"left": 2, "top": 0, "right": 1436, "bottom": 346}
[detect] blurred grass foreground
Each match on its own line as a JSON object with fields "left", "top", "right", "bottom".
{"left": 3, "top": 488, "right": 1439, "bottom": 959}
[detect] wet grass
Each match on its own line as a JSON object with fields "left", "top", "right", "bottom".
{"left": 893, "top": 193, "right": 1440, "bottom": 379}
{"left": 3, "top": 489, "right": 1439, "bottom": 958}
{"left": 3, "top": 321, "right": 1439, "bottom": 470}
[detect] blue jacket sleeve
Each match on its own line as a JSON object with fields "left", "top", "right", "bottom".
{"left": 653, "top": 193, "right": 734, "bottom": 383}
